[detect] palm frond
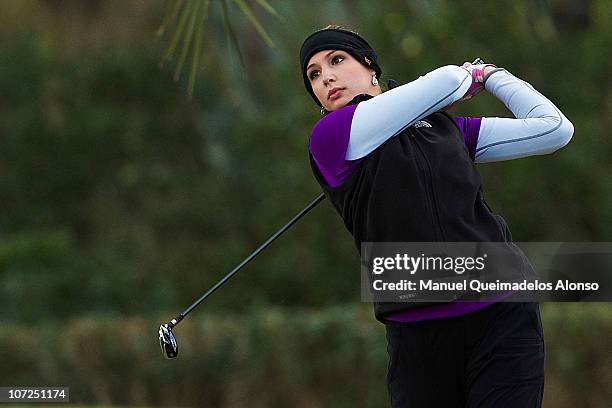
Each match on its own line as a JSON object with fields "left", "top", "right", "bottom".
{"left": 187, "top": 0, "right": 209, "bottom": 98}
{"left": 157, "top": 0, "right": 184, "bottom": 38}
{"left": 158, "top": 0, "right": 284, "bottom": 96}
{"left": 232, "top": 0, "right": 276, "bottom": 48}
{"left": 221, "top": 0, "right": 246, "bottom": 72}
{"left": 173, "top": 0, "right": 202, "bottom": 81}
{"left": 160, "top": 0, "right": 194, "bottom": 67}
{"left": 254, "top": 0, "right": 285, "bottom": 22}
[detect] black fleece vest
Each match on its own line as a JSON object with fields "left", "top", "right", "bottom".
{"left": 309, "top": 96, "right": 525, "bottom": 322}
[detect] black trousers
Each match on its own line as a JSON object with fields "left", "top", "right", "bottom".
{"left": 384, "top": 302, "right": 545, "bottom": 407}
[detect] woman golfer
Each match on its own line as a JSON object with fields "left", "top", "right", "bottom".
{"left": 300, "top": 27, "right": 573, "bottom": 407}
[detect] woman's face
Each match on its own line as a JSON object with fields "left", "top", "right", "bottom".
{"left": 306, "top": 49, "right": 381, "bottom": 112}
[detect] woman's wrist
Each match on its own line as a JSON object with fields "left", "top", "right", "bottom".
{"left": 483, "top": 67, "right": 507, "bottom": 89}
{"left": 483, "top": 66, "right": 497, "bottom": 77}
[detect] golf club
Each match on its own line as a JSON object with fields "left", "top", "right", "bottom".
{"left": 159, "top": 192, "right": 326, "bottom": 358}
{"left": 159, "top": 57, "right": 486, "bottom": 358}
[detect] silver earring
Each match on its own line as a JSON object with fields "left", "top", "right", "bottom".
{"left": 320, "top": 106, "right": 327, "bottom": 116}
{"left": 372, "top": 75, "right": 379, "bottom": 86}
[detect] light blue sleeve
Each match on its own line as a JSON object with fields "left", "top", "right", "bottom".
{"left": 475, "top": 69, "right": 574, "bottom": 163}
{"left": 345, "top": 65, "right": 472, "bottom": 160}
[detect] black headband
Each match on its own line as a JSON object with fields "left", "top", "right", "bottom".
{"left": 300, "top": 28, "right": 382, "bottom": 106}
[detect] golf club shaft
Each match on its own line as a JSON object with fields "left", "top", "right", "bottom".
{"left": 168, "top": 193, "right": 326, "bottom": 328}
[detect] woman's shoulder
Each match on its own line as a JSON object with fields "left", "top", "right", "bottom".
{"left": 310, "top": 94, "right": 373, "bottom": 136}
{"left": 308, "top": 103, "right": 361, "bottom": 175}
{"left": 309, "top": 104, "right": 359, "bottom": 148}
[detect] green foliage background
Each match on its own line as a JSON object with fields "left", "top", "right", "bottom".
{"left": 1, "top": 0, "right": 611, "bottom": 406}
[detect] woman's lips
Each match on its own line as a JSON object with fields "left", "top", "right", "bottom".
{"left": 329, "top": 89, "right": 343, "bottom": 100}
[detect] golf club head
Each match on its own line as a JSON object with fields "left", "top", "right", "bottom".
{"left": 159, "top": 324, "right": 178, "bottom": 358}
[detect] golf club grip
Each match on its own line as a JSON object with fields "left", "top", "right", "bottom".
{"left": 170, "top": 193, "right": 326, "bottom": 326}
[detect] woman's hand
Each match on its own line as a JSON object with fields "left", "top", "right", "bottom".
{"left": 460, "top": 61, "right": 498, "bottom": 98}
{"left": 442, "top": 62, "right": 497, "bottom": 111}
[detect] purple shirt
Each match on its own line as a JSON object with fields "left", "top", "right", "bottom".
{"left": 309, "top": 109, "right": 481, "bottom": 188}
{"left": 309, "top": 112, "right": 500, "bottom": 322}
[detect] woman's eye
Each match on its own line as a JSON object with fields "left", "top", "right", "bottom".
{"left": 308, "top": 55, "right": 343, "bottom": 80}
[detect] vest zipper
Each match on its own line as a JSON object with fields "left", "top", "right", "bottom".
{"left": 409, "top": 129, "right": 448, "bottom": 241}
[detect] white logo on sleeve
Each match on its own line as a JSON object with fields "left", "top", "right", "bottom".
{"left": 413, "top": 120, "right": 432, "bottom": 128}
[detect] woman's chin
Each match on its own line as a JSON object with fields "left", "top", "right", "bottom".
{"left": 327, "top": 96, "right": 349, "bottom": 111}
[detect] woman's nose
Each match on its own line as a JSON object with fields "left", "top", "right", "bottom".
{"left": 322, "top": 72, "right": 335, "bottom": 86}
